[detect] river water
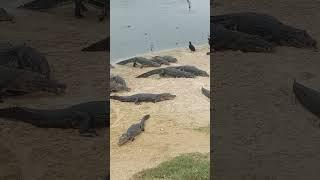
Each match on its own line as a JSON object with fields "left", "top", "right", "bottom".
{"left": 110, "top": 0, "right": 209, "bottom": 63}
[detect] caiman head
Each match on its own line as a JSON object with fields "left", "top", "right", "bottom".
{"left": 118, "top": 133, "right": 130, "bottom": 146}
{"left": 159, "top": 93, "right": 176, "bottom": 101}
{"left": 282, "top": 27, "right": 318, "bottom": 50}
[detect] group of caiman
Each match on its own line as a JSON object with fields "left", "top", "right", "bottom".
{"left": 111, "top": 54, "right": 210, "bottom": 146}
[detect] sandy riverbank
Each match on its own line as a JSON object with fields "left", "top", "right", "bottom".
{"left": 110, "top": 45, "right": 210, "bottom": 179}
{"left": 0, "top": 1, "right": 108, "bottom": 179}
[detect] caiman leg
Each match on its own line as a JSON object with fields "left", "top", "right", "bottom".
{"left": 134, "top": 97, "right": 141, "bottom": 105}
{"left": 72, "top": 112, "right": 98, "bottom": 137}
{"left": 74, "top": 0, "right": 84, "bottom": 18}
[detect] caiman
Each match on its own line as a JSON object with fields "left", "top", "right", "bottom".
{"left": 293, "top": 80, "right": 320, "bottom": 118}
{"left": 212, "top": 12, "right": 317, "bottom": 49}
{"left": 168, "top": 65, "right": 209, "bottom": 77}
{"left": 0, "top": 65, "right": 65, "bottom": 100}
{"left": 118, "top": 115, "right": 150, "bottom": 146}
{"left": 81, "top": 37, "right": 109, "bottom": 52}
{"left": 116, "top": 57, "right": 161, "bottom": 68}
{"left": 202, "top": 87, "right": 210, "bottom": 99}
{"left": 150, "top": 56, "right": 170, "bottom": 65}
{"left": 211, "top": 23, "right": 274, "bottom": 52}
{"left": 0, "top": 101, "right": 108, "bottom": 137}
{"left": 0, "top": 44, "right": 51, "bottom": 79}
{"left": 110, "top": 93, "right": 176, "bottom": 104}
{"left": 110, "top": 75, "right": 130, "bottom": 92}
{"left": 0, "top": 8, "right": 13, "bottom": 22}
{"left": 136, "top": 67, "right": 195, "bottom": 78}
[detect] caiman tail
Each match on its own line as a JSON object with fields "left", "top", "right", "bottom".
{"left": 293, "top": 80, "right": 320, "bottom": 117}
{"left": 116, "top": 59, "right": 134, "bottom": 65}
{"left": 0, "top": 107, "right": 34, "bottom": 122}
{"left": 109, "top": 95, "right": 127, "bottom": 102}
{"left": 140, "top": 114, "right": 150, "bottom": 124}
{"left": 136, "top": 69, "right": 163, "bottom": 78}
{"left": 81, "top": 38, "right": 109, "bottom": 52}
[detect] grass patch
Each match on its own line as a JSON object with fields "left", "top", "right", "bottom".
{"left": 193, "top": 126, "right": 210, "bottom": 134}
{"left": 131, "top": 153, "right": 209, "bottom": 180}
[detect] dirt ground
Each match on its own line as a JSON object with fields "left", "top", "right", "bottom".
{"left": 0, "top": 1, "right": 108, "bottom": 180}
{"left": 213, "top": 0, "right": 320, "bottom": 179}
{"left": 110, "top": 46, "right": 210, "bottom": 179}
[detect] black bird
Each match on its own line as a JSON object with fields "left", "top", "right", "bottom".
{"left": 189, "top": 41, "right": 196, "bottom": 52}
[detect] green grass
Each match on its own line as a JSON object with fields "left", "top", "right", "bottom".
{"left": 131, "top": 153, "right": 210, "bottom": 180}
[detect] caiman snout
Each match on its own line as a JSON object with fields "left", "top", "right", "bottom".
{"left": 160, "top": 93, "right": 176, "bottom": 100}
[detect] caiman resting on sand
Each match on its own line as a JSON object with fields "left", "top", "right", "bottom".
{"left": 0, "top": 8, "right": 13, "bottom": 21}
{"left": 136, "top": 67, "right": 195, "bottom": 78}
{"left": 81, "top": 37, "right": 109, "bottom": 52}
{"left": 116, "top": 57, "right": 161, "bottom": 68}
{"left": 0, "top": 65, "right": 65, "bottom": 100}
{"left": 168, "top": 65, "right": 209, "bottom": 77}
{"left": 0, "top": 101, "right": 108, "bottom": 137}
{"left": 212, "top": 12, "right": 318, "bottom": 49}
{"left": 210, "top": 23, "right": 274, "bottom": 52}
{"left": 201, "top": 87, "right": 210, "bottom": 99}
{"left": 151, "top": 56, "right": 178, "bottom": 64}
{"left": 110, "top": 93, "right": 176, "bottom": 104}
{"left": 118, "top": 115, "right": 150, "bottom": 146}
{"left": 110, "top": 75, "right": 130, "bottom": 92}
{"left": 0, "top": 43, "right": 51, "bottom": 79}
{"left": 293, "top": 80, "right": 320, "bottom": 118}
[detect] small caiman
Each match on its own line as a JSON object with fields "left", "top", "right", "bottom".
{"left": 118, "top": 115, "right": 150, "bottom": 146}
{"left": 168, "top": 65, "right": 209, "bottom": 77}
{"left": 0, "top": 101, "right": 108, "bottom": 137}
{"left": 110, "top": 93, "right": 176, "bottom": 104}
{"left": 116, "top": 57, "right": 161, "bottom": 68}
{"left": 136, "top": 67, "right": 195, "bottom": 78}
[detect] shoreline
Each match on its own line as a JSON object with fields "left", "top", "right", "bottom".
{"left": 110, "top": 43, "right": 208, "bottom": 64}
{"left": 110, "top": 45, "right": 210, "bottom": 179}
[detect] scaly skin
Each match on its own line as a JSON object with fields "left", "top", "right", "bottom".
{"left": 81, "top": 37, "right": 109, "bottom": 52}
{"left": 110, "top": 75, "right": 130, "bottom": 92}
{"left": 211, "top": 24, "right": 274, "bottom": 53}
{"left": 0, "top": 101, "right": 108, "bottom": 137}
{"left": 110, "top": 93, "right": 176, "bottom": 104}
{"left": 0, "top": 44, "right": 51, "bottom": 79}
{"left": 118, "top": 115, "right": 150, "bottom": 146}
{"left": 212, "top": 12, "right": 317, "bottom": 49}
{"left": 151, "top": 56, "right": 170, "bottom": 65}
{"left": 168, "top": 65, "right": 209, "bottom": 77}
{"left": 136, "top": 68, "right": 195, "bottom": 78}
{"left": 0, "top": 65, "right": 65, "bottom": 99}
{"left": 117, "top": 57, "right": 161, "bottom": 68}
{"left": 293, "top": 80, "right": 320, "bottom": 118}
{"left": 202, "top": 87, "right": 210, "bottom": 99}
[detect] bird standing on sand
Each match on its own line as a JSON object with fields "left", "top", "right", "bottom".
{"left": 189, "top": 41, "right": 196, "bottom": 52}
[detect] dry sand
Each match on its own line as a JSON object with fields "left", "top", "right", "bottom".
{"left": 110, "top": 46, "right": 210, "bottom": 179}
{"left": 0, "top": 1, "right": 108, "bottom": 179}
{"left": 213, "top": 0, "right": 320, "bottom": 179}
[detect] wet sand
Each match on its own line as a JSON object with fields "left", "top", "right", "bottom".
{"left": 213, "top": 0, "right": 320, "bottom": 179}
{"left": 0, "top": 1, "right": 108, "bottom": 179}
{"left": 110, "top": 46, "right": 210, "bottom": 179}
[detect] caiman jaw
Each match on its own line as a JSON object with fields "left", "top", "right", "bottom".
{"left": 118, "top": 134, "right": 129, "bottom": 146}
